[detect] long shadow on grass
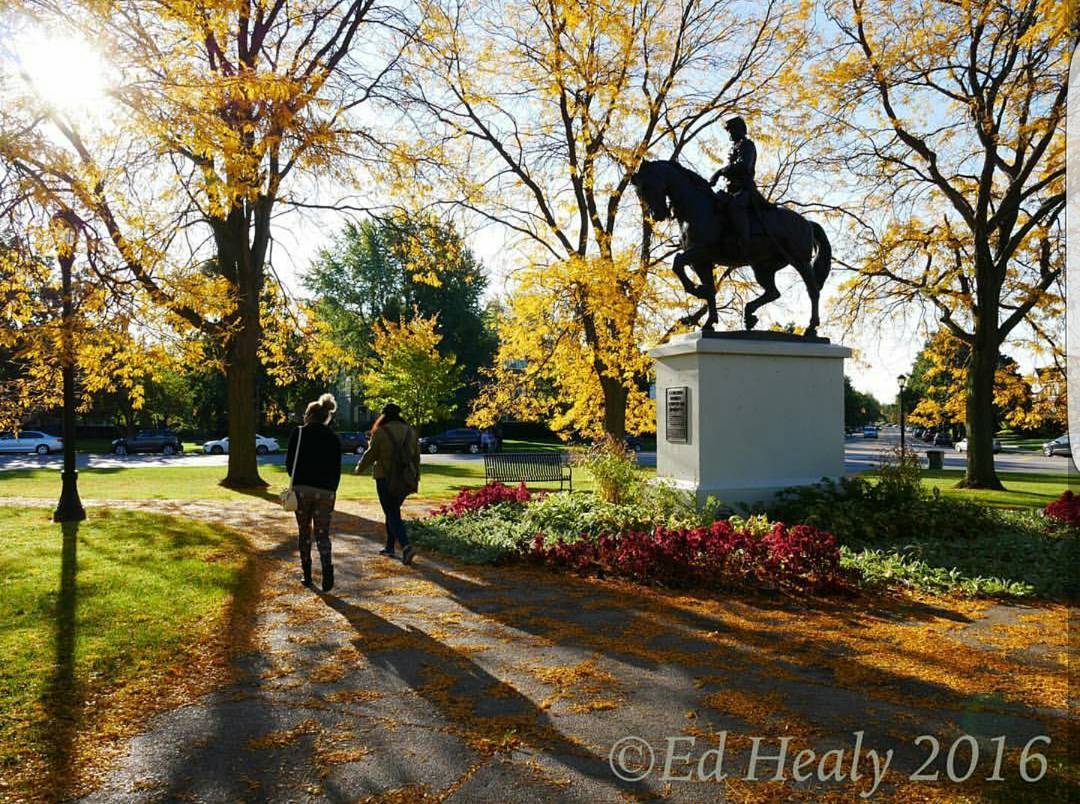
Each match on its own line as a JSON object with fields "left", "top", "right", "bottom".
{"left": 40, "top": 520, "right": 80, "bottom": 801}
{"left": 146, "top": 521, "right": 291, "bottom": 801}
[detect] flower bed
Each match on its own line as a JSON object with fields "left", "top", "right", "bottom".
{"left": 527, "top": 519, "right": 842, "bottom": 593}
{"left": 410, "top": 478, "right": 1077, "bottom": 600}
{"left": 434, "top": 481, "right": 534, "bottom": 517}
{"left": 1044, "top": 490, "right": 1080, "bottom": 527}
{"left": 414, "top": 484, "right": 843, "bottom": 593}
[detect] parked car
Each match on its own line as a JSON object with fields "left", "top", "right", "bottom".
{"left": 931, "top": 432, "right": 954, "bottom": 448}
{"left": 1043, "top": 434, "right": 1070, "bottom": 457}
{"left": 202, "top": 434, "right": 280, "bottom": 455}
{"left": 339, "top": 431, "right": 369, "bottom": 455}
{"left": 954, "top": 438, "right": 1001, "bottom": 454}
{"left": 0, "top": 430, "right": 64, "bottom": 455}
{"left": 624, "top": 435, "right": 646, "bottom": 453}
{"left": 862, "top": 425, "right": 878, "bottom": 439}
{"left": 419, "top": 428, "right": 483, "bottom": 454}
{"left": 113, "top": 429, "right": 183, "bottom": 456}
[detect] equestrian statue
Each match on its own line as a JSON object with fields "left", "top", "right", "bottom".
{"left": 631, "top": 116, "right": 831, "bottom": 338}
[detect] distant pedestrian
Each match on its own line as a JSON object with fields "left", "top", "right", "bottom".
{"left": 286, "top": 393, "right": 342, "bottom": 591}
{"left": 481, "top": 429, "right": 496, "bottom": 453}
{"left": 354, "top": 403, "right": 420, "bottom": 564}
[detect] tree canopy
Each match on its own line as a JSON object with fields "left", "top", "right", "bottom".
{"left": 0, "top": 0, "right": 403, "bottom": 485}
{"left": 389, "top": 0, "right": 811, "bottom": 438}
{"left": 360, "top": 315, "right": 463, "bottom": 429}
{"left": 305, "top": 215, "right": 497, "bottom": 396}
{"left": 812, "top": 0, "right": 1069, "bottom": 488}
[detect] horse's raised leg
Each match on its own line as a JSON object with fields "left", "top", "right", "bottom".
{"left": 745, "top": 262, "right": 782, "bottom": 330}
{"left": 673, "top": 253, "right": 706, "bottom": 299}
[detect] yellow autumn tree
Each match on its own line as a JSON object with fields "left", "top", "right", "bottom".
{"left": 906, "top": 331, "right": 1036, "bottom": 433}
{"left": 811, "top": 0, "right": 1069, "bottom": 488}
{"left": 0, "top": 1, "right": 404, "bottom": 486}
{"left": 360, "top": 315, "right": 463, "bottom": 429}
{"left": 0, "top": 223, "right": 180, "bottom": 428}
{"left": 392, "top": 0, "right": 810, "bottom": 437}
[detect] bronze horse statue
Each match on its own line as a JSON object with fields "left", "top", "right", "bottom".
{"left": 630, "top": 159, "right": 831, "bottom": 337}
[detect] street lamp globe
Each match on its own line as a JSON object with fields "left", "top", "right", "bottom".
{"left": 50, "top": 210, "right": 79, "bottom": 256}
{"left": 897, "top": 373, "right": 907, "bottom": 391}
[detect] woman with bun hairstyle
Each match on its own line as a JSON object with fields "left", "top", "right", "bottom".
{"left": 285, "top": 393, "right": 342, "bottom": 591}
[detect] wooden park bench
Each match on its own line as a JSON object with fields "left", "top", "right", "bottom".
{"left": 483, "top": 451, "right": 573, "bottom": 491}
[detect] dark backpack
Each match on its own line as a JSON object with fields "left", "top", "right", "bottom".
{"left": 383, "top": 424, "right": 419, "bottom": 501}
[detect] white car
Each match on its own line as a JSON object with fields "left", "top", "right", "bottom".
{"left": 202, "top": 434, "right": 280, "bottom": 455}
{"left": 0, "top": 430, "right": 65, "bottom": 455}
{"left": 954, "top": 438, "right": 1001, "bottom": 454}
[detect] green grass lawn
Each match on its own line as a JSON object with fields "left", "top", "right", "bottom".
{"left": 0, "top": 462, "right": 655, "bottom": 501}
{"left": 0, "top": 507, "right": 255, "bottom": 799}
{"left": 1, "top": 463, "right": 1065, "bottom": 508}
{"left": 501, "top": 438, "right": 568, "bottom": 452}
{"left": 911, "top": 470, "right": 1071, "bottom": 508}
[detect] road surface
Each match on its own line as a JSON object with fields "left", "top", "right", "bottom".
{"left": 0, "top": 429, "right": 1073, "bottom": 475}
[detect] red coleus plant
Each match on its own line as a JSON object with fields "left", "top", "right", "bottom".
{"left": 527, "top": 519, "right": 842, "bottom": 593}
{"left": 436, "top": 482, "right": 533, "bottom": 517}
{"left": 1044, "top": 490, "right": 1080, "bottom": 527}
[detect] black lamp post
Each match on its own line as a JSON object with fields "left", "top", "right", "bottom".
{"left": 51, "top": 210, "right": 86, "bottom": 523}
{"left": 897, "top": 374, "right": 907, "bottom": 457}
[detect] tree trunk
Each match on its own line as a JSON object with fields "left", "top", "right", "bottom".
{"left": 601, "top": 377, "right": 627, "bottom": 439}
{"left": 219, "top": 214, "right": 266, "bottom": 489}
{"left": 221, "top": 316, "right": 265, "bottom": 488}
{"left": 959, "top": 273, "right": 1003, "bottom": 490}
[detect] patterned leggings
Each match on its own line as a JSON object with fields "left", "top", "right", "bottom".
{"left": 295, "top": 488, "right": 335, "bottom": 564}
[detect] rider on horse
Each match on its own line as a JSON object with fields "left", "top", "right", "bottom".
{"left": 708, "top": 116, "right": 765, "bottom": 253}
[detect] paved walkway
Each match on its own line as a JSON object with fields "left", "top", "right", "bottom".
{"left": 10, "top": 497, "right": 1070, "bottom": 802}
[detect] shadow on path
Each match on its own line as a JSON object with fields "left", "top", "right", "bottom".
{"left": 320, "top": 594, "right": 618, "bottom": 788}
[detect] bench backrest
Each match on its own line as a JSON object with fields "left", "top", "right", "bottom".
{"left": 484, "top": 451, "right": 570, "bottom": 483}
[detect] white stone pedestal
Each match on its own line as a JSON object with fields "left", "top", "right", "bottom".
{"left": 650, "top": 332, "right": 852, "bottom": 507}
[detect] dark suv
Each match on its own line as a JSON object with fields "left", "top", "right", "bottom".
{"left": 931, "top": 432, "right": 954, "bottom": 448}
{"left": 419, "top": 428, "right": 483, "bottom": 454}
{"left": 112, "top": 429, "right": 183, "bottom": 456}
{"left": 339, "top": 431, "right": 369, "bottom": 454}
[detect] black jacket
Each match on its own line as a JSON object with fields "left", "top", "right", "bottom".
{"left": 286, "top": 423, "right": 342, "bottom": 492}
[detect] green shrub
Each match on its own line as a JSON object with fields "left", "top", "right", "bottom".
{"left": 771, "top": 454, "right": 1078, "bottom": 600}
{"left": 409, "top": 502, "right": 530, "bottom": 564}
{"left": 575, "top": 437, "right": 643, "bottom": 504}
{"left": 841, "top": 548, "right": 1038, "bottom": 598}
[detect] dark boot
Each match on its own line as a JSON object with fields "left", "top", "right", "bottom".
{"left": 298, "top": 531, "right": 313, "bottom": 586}
{"left": 320, "top": 553, "right": 334, "bottom": 592}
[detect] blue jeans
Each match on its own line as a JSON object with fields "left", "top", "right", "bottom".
{"left": 376, "top": 477, "right": 409, "bottom": 551}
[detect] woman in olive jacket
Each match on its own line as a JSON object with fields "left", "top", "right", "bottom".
{"left": 354, "top": 403, "right": 420, "bottom": 564}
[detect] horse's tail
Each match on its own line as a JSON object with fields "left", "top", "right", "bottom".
{"left": 810, "top": 221, "right": 831, "bottom": 289}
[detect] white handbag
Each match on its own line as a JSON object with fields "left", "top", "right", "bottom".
{"left": 280, "top": 426, "right": 303, "bottom": 511}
